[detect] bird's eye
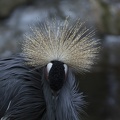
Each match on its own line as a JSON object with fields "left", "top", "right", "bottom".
{"left": 47, "top": 63, "right": 53, "bottom": 74}
{"left": 63, "top": 64, "right": 68, "bottom": 75}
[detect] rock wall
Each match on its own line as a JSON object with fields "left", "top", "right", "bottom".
{"left": 0, "top": 0, "right": 32, "bottom": 18}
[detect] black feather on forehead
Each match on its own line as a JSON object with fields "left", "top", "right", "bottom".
{"left": 48, "top": 61, "right": 65, "bottom": 91}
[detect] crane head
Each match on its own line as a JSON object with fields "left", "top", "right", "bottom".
{"left": 21, "top": 18, "right": 100, "bottom": 120}
{"left": 45, "top": 61, "right": 68, "bottom": 95}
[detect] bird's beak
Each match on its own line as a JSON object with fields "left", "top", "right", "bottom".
{"left": 51, "top": 90, "right": 60, "bottom": 98}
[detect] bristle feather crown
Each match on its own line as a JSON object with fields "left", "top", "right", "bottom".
{"left": 22, "top": 18, "right": 100, "bottom": 72}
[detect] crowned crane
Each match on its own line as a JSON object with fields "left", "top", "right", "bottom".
{"left": 0, "top": 18, "right": 99, "bottom": 120}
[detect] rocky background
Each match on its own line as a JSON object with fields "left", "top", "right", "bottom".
{"left": 0, "top": 0, "right": 120, "bottom": 120}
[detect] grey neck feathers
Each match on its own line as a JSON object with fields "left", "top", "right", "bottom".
{"left": 42, "top": 69, "right": 85, "bottom": 120}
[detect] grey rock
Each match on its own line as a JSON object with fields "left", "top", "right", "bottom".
{"left": 0, "top": 0, "right": 31, "bottom": 18}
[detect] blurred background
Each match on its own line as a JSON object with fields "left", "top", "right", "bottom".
{"left": 0, "top": 0, "right": 120, "bottom": 120}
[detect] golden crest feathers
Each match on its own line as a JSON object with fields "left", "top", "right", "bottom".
{"left": 22, "top": 18, "right": 100, "bottom": 72}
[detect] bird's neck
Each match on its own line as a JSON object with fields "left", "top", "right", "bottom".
{"left": 42, "top": 70, "right": 85, "bottom": 120}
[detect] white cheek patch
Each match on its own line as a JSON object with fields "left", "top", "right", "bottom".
{"left": 64, "top": 64, "right": 68, "bottom": 75}
{"left": 47, "top": 63, "right": 53, "bottom": 74}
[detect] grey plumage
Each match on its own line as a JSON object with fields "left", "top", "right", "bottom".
{"left": 0, "top": 57, "right": 46, "bottom": 120}
{"left": 42, "top": 68, "right": 85, "bottom": 120}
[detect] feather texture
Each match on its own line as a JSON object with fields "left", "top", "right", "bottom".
{"left": 42, "top": 67, "right": 86, "bottom": 120}
{"left": 56, "top": 69, "right": 86, "bottom": 120}
{"left": 22, "top": 18, "right": 100, "bottom": 72}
